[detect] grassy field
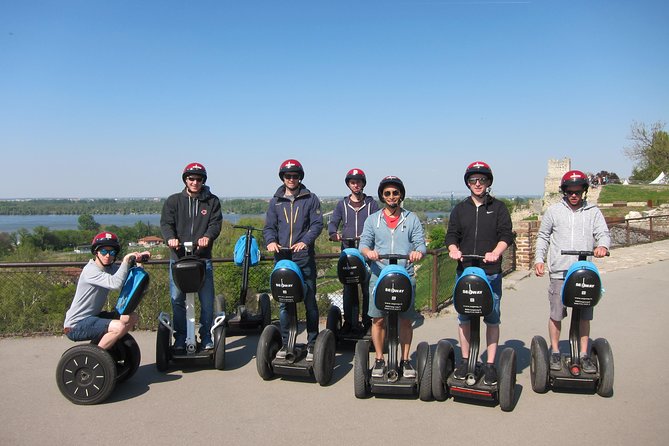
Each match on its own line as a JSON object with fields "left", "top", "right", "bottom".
{"left": 598, "top": 184, "right": 669, "bottom": 204}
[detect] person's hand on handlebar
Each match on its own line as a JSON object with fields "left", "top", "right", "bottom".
{"left": 266, "top": 242, "right": 280, "bottom": 253}
{"left": 363, "top": 249, "right": 379, "bottom": 262}
{"left": 291, "top": 241, "right": 307, "bottom": 252}
{"left": 448, "top": 246, "right": 462, "bottom": 261}
{"left": 484, "top": 251, "right": 501, "bottom": 264}
{"left": 197, "top": 236, "right": 211, "bottom": 248}
{"left": 167, "top": 238, "right": 180, "bottom": 249}
{"left": 123, "top": 251, "right": 151, "bottom": 265}
{"left": 409, "top": 251, "right": 423, "bottom": 263}
{"left": 593, "top": 246, "right": 608, "bottom": 258}
{"left": 329, "top": 233, "right": 342, "bottom": 242}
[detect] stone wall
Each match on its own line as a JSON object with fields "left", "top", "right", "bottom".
{"left": 513, "top": 220, "right": 540, "bottom": 270}
{"left": 543, "top": 157, "right": 570, "bottom": 211}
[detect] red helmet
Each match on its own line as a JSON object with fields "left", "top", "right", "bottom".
{"left": 345, "top": 168, "right": 367, "bottom": 187}
{"left": 278, "top": 159, "right": 304, "bottom": 180}
{"left": 182, "top": 162, "right": 207, "bottom": 183}
{"left": 91, "top": 232, "right": 121, "bottom": 255}
{"left": 464, "top": 161, "right": 493, "bottom": 186}
{"left": 377, "top": 176, "right": 405, "bottom": 202}
{"left": 560, "top": 170, "right": 589, "bottom": 192}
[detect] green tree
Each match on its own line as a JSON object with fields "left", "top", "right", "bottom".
{"left": 625, "top": 121, "right": 669, "bottom": 181}
{"left": 78, "top": 213, "right": 100, "bottom": 231}
{"left": 427, "top": 226, "right": 446, "bottom": 250}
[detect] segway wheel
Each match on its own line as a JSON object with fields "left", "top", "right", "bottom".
{"left": 431, "top": 339, "right": 454, "bottom": 401}
{"left": 326, "top": 305, "right": 342, "bottom": 343}
{"left": 313, "top": 329, "right": 336, "bottom": 386}
{"left": 591, "top": 337, "right": 614, "bottom": 397}
{"left": 416, "top": 341, "right": 433, "bottom": 401}
{"left": 156, "top": 323, "right": 171, "bottom": 372}
{"left": 354, "top": 340, "right": 371, "bottom": 399}
{"left": 498, "top": 347, "right": 517, "bottom": 412}
{"left": 213, "top": 325, "right": 226, "bottom": 370}
{"left": 115, "top": 334, "right": 141, "bottom": 383}
{"left": 256, "top": 325, "right": 281, "bottom": 380}
{"left": 259, "top": 293, "right": 271, "bottom": 328}
{"left": 56, "top": 345, "right": 117, "bottom": 405}
{"left": 530, "top": 335, "right": 549, "bottom": 393}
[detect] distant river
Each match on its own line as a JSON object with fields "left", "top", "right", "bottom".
{"left": 0, "top": 214, "right": 264, "bottom": 233}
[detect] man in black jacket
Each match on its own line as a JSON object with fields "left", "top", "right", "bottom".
{"left": 446, "top": 161, "right": 514, "bottom": 386}
{"left": 161, "top": 162, "right": 222, "bottom": 352}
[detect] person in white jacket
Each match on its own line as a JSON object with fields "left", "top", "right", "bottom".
{"left": 534, "top": 170, "right": 610, "bottom": 373}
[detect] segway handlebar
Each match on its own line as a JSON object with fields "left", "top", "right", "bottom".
{"left": 377, "top": 253, "right": 410, "bottom": 265}
{"left": 460, "top": 254, "right": 485, "bottom": 260}
{"left": 561, "top": 250, "right": 610, "bottom": 257}
{"left": 128, "top": 254, "right": 149, "bottom": 267}
{"left": 233, "top": 224, "right": 261, "bottom": 233}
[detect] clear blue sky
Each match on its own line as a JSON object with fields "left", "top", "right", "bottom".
{"left": 2, "top": 0, "right": 667, "bottom": 199}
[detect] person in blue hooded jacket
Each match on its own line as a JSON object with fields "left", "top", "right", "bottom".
{"left": 263, "top": 159, "right": 323, "bottom": 361}
{"left": 359, "top": 176, "right": 426, "bottom": 380}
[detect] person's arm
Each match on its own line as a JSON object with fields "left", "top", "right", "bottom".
{"left": 296, "top": 195, "right": 324, "bottom": 249}
{"left": 359, "top": 217, "right": 378, "bottom": 261}
{"left": 592, "top": 208, "right": 611, "bottom": 257}
{"left": 263, "top": 198, "right": 280, "bottom": 251}
{"left": 201, "top": 197, "right": 223, "bottom": 246}
{"left": 160, "top": 195, "right": 179, "bottom": 246}
{"left": 534, "top": 210, "right": 553, "bottom": 276}
{"left": 328, "top": 200, "right": 343, "bottom": 240}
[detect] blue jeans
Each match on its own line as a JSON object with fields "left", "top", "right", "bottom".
{"left": 279, "top": 257, "right": 319, "bottom": 347}
{"left": 457, "top": 272, "right": 502, "bottom": 325}
{"left": 170, "top": 258, "right": 215, "bottom": 345}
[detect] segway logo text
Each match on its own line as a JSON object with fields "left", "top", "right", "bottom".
{"left": 576, "top": 279, "right": 595, "bottom": 289}
{"left": 461, "top": 284, "right": 483, "bottom": 295}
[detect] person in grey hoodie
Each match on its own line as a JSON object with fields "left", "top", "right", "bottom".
{"left": 359, "top": 176, "right": 426, "bottom": 379}
{"left": 534, "top": 169, "right": 610, "bottom": 373}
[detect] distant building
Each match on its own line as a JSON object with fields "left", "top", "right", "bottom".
{"left": 137, "top": 236, "right": 164, "bottom": 247}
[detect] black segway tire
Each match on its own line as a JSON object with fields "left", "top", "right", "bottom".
{"left": 530, "top": 335, "right": 550, "bottom": 393}
{"left": 56, "top": 344, "right": 117, "bottom": 405}
{"left": 498, "top": 347, "right": 517, "bottom": 412}
{"left": 592, "top": 337, "right": 614, "bottom": 397}
{"left": 213, "top": 325, "right": 226, "bottom": 370}
{"left": 354, "top": 340, "right": 371, "bottom": 399}
{"left": 313, "top": 329, "right": 336, "bottom": 386}
{"left": 416, "top": 341, "right": 433, "bottom": 401}
{"left": 256, "top": 325, "right": 281, "bottom": 380}
{"left": 259, "top": 293, "right": 271, "bottom": 328}
{"left": 431, "top": 339, "right": 454, "bottom": 401}
{"left": 116, "top": 334, "right": 141, "bottom": 383}
{"left": 156, "top": 322, "right": 171, "bottom": 372}
{"left": 326, "top": 305, "right": 342, "bottom": 343}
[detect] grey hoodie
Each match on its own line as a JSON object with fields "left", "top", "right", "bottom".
{"left": 534, "top": 198, "right": 611, "bottom": 279}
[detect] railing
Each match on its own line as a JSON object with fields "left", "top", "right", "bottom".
{"left": 607, "top": 214, "right": 669, "bottom": 247}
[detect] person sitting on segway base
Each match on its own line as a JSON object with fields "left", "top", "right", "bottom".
{"left": 263, "top": 159, "right": 323, "bottom": 362}
{"left": 446, "top": 161, "right": 514, "bottom": 386}
{"left": 160, "top": 162, "right": 222, "bottom": 354}
{"left": 359, "top": 176, "right": 426, "bottom": 379}
{"left": 328, "top": 168, "right": 379, "bottom": 335}
{"left": 534, "top": 169, "right": 610, "bottom": 373}
{"left": 63, "top": 232, "right": 150, "bottom": 349}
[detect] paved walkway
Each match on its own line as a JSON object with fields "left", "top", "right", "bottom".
{"left": 1, "top": 240, "right": 668, "bottom": 445}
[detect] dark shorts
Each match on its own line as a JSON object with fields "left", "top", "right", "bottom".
{"left": 65, "top": 311, "right": 118, "bottom": 342}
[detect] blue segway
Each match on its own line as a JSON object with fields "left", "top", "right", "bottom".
{"left": 56, "top": 254, "right": 150, "bottom": 405}
{"left": 353, "top": 254, "right": 432, "bottom": 400}
{"left": 226, "top": 225, "right": 271, "bottom": 334}
{"left": 530, "top": 250, "right": 614, "bottom": 397}
{"left": 326, "top": 238, "right": 372, "bottom": 345}
{"left": 156, "top": 242, "right": 227, "bottom": 371}
{"left": 256, "top": 248, "right": 336, "bottom": 386}
{"left": 432, "top": 255, "right": 517, "bottom": 411}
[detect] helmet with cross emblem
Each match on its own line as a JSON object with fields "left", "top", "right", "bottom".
{"left": 345, "top": 168, "right": 367, "bottom": 187}
{"left": 278, "top": 159, "right": 305, "bottom": 181}
{"left": 464, "top": 161, "right": 493, "bottom": 186}
{"left": 560, "top": 170, "right": 589, "bottom": 192}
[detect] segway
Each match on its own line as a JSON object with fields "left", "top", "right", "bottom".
{"left": 530, "top": 250, "right": 614, "bottom": 397}
{"left": 156, "top": 242, "right": 227, "bottom": 371}
{"left": 256, "top": 248, "right": 336, "bottom": 386}
{"left": 56, "top": 254, "right": 150, "bottom": 405}
{"left": 353, "top": 254, "right": 432, "bottom": 400}
{"left": 326, "top": 237, "right": 371, "bottom": 345}
{"left": 431, "top": 255, "right": 517, "bottom": 411}
{"left": 226, "top": 225, "right": 272, "bottom": 334}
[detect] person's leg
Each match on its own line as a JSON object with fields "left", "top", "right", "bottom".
{"left": 342, "top": 282, "right": 353, "bottom": 330}
{"left": 399, "top": 317, "right": 413, "bottom": 361}
{"left": 198, "top": 260, "right": 215, "bottom": 346}
{"left": 361, "top": 278, "right": 372, "bottom": 329}
{"left": 169, "top": 261, "right": 187, "bottom": 348}
{"left": 301, "top": 260, "right": 319, "bottom": 346}
{"left": 98, "top": 314, "right": 138, "bottom": 349}
{"left": 484, "top": 273, "right": 502, "bottom": 364}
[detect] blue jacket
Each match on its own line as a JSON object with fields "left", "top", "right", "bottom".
{"left": 327, "top": 195, "right": 380, "bottom": 244}
{"left": 359, "top": 208, "right": 426, "bottom": 277}
{"left": 263, "top": 184, "right": 323, "bottom": 261}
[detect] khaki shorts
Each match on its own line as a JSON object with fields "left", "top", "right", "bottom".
{"left": 549, "top": 279, "right": 593, "bottom": 321}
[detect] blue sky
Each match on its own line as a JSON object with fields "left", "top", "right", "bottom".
{"left": 1, "top": 0, "right": 667, "bottom": 199}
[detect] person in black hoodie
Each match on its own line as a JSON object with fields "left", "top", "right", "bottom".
{"left": 446, "top": 161, "right": 514, "bottom": 386}
{"left": 263, "top": 159, "right": 323, "bottom": 361}
{"left": 161, "top": 162, "right": 222, "bottom": 352}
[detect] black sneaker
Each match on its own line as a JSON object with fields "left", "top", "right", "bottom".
{"left": 453, "top": 359, "right": 468, "bottom": 380}
{"left": 484, "top": 363, "right": 498, "bottom": 385}
{"left": 341, "top": 322, "right": 352, "bottom": 335}
{"left": 581, "top": 355, "right": 597, "bottom": 373}
{"left": 371, "top": 358, "right": 386, "bottom": 378}
{"left": 401, "top": 360, "right": 416, "bottom": 378}
{"left": 550, "top": 352, "right": 561, "bottom": 371}
{"left": 306, "top": 345, "right": 314, "bottom": 362}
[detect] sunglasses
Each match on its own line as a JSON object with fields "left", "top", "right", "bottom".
{"left": 284, "top": 174, "right": 300, "bottom": 180}
{"left": 565, "top": 190, "right": 584, "bottom": 196}
{"left": 383, "top": 190, "right": 401, "bottom": 197}
{"left": 467, "top": 177, "right": 490, "bottom": 185}
{"left": 98, "top": 248, "right": 117, "bottom": 256}
{"left": 186, "top": 176, "right": 204, "bottom": 183}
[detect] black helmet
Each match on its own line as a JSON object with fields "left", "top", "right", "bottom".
{"left": 377, "top": 176, "right": 405, "bottom": 202}
{"left": 345, "top": 168, "right": 367, "bottom": 187}
{"left": 464, "top": 161, "right": 493, "bottom": 186}
{"left": 182, "top": 162, "right": 208, "bottom": 183}
{"left": 278, "top": 159, "right": 305, "bottom": 180}
{"left": 91, "top": 232, "right": 121, "bottom": 255}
